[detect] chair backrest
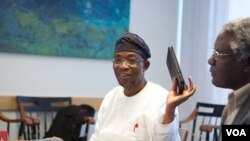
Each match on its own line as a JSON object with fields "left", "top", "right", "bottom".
{"left": 16, "top": 95, "right": 72, "bottom": 140}
{"left": 180, "top": 102, "right": 225, "bottom": 141}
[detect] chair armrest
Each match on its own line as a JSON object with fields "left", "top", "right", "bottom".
{"left": 0, "top": 112, "right": 23, "bottom": 123}
{"left": 22, "top": 117, "right": 40, "bottom": 125}
{"left": 18, "top": 102, "right": 41, "bottom": 125}
{"left": 199, "top": 124, "right": 220, "bottom": 132}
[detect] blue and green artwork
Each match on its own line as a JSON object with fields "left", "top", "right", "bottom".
{"left": 0, "top": 0, "right": 130, "bottom": 59}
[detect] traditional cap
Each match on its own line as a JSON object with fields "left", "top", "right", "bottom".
{"left": 114, "top": 32, "right": 151, "bottom": 59}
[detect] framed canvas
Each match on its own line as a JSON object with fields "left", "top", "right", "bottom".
{"left": 0, "top": 0, "right": 130, "bottom": 60}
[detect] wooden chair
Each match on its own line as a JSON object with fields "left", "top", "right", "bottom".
{"left": 16, "top": 95, "right": 95, "bottom": 141}
{"left": 180, "top": 102, "right": 225, "bottom": 141}
{"left": 16, "top": 95, "right": 72, "bottom": 140}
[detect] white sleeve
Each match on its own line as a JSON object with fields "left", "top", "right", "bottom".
{"left": 89, "top": 94, "right": 110, "bottom": 141}
{"left": 152, "top": 109, "right": 181, "bottom": 141}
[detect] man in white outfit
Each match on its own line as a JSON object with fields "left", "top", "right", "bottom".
{"left": 90, "top": 32, "right": 196, "bottom": 141}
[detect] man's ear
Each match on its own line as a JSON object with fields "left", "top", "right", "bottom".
{"left": 143, "top": 60, "right": 150, "bottom": 71}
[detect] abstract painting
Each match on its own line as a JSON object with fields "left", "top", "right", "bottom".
{"left": 0, "top": 0, "right": 130, "bottom": 59}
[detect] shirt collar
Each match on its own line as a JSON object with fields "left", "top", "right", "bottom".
{"left": 233, "top": 83, "right": 250, "bottom": 108}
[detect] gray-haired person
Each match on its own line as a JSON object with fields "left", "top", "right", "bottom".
{"left": 208, "top": 17, "right": 250, "bottom": 141}
{"left": 90, "top": 32, "right": 196, "bottom": 141}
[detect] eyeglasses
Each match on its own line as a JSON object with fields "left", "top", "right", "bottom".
{"left": 213, "top": 49, "right": 235, "bottom": 57}
{"left": 113, "top": 57, "right": 144, "bottom": 65}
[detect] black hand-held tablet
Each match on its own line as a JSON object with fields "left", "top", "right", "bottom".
{"left": 166, "top": 46, "right": 185, "bottom": 94}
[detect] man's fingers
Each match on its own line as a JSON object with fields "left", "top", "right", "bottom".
{"left": 188, "top": 76, "right": 194, "bottom": 91}
{"left": 171, "top": 77, "right": 177, "bottom": 91}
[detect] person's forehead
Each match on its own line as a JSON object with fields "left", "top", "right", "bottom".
{"left": 218, "top": 31, "right": 235, "bottom": 40}
{"left": 215, "top": 31, "right": 235, "bottom": 51}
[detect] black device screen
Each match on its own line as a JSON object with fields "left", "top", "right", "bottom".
{"left": 166, "top": 46, "right": 185, "bottom": 94}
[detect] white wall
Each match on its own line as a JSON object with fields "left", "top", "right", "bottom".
{"left": 130, "top": 0, "right": 179, "bottom": 89}
{"left": 228, "top": 0, "right": 250, "bottom": 20}
{"left": 0, "top": 53, "right": 115, "bottom": 97}
{"left": 0, "top": 0, "right": 179, "bottom": 98}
